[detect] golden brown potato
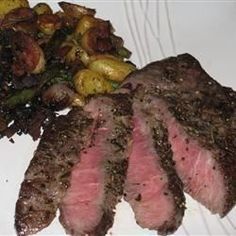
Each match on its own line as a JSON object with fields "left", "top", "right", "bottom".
{"left": 88, "top": 56, "right": 136, "bottom": 82}
{"left": 74, "top": 69, "right": 113, "bottom": 97}
{"left": 63, "top": 41, "right": 90, "bottom": 66}
{"left": 75, "top": 15, "right": 100, "bottom": 35}
{"left": 33, "top": 3, "right": 52, "bottom": 15}
{"left": 0, "top": 0, "right": 29, "bottom": 18}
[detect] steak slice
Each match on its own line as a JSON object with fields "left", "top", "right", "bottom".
{"left": 124, "top": 99, "right": 185, "bottom": 235}
{"left": 59, "top": 94, "right": 133, "bottom": 235}
{"left": 122, "top": 53, "right": 236, "bottom": 216}
{"left": 15, "top": 108, "right": 94, "bottom": 236}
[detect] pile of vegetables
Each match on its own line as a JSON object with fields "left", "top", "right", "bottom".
{"left": 0, "top": 0, "right": 135, "bottom": 141}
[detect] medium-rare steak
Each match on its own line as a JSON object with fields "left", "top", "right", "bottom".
{"left": 122, "top": 53, "right": 236, "bottom": 216}
{"left": 15, "top": 108, "right": 94, "bottom": 236}
{"left": 124, "top": 99, "right": 185, "bottom": 235}
{"left": 59, "top": 94, "right": 133, "bottom": 235}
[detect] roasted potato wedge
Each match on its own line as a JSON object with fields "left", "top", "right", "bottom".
{"left": 74, "top": 69, "right": 113, "bottom": 97}
{"left": 0, "top": 0, "right": 29, "bottom": 18}
{"left": 88, "top": 56, "right": 136, "bottom": 82}
{"left": 64, "top": 43, "right": 90, "bottom": 66}
{"left": 75, "top": 15, "right": 100, "bottom": 36}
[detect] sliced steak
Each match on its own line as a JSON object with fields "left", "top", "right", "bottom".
{"left": 122, "top": 53, "right": 236, "bottom": 216}
{"left": 124, "top": 99, "right": 185, "bottom": 235}
{"left": 59, "top": 94, "right": 133, "bottom": 235}
{"left": 15, "top": 108, "right": 94, "bottom": 236}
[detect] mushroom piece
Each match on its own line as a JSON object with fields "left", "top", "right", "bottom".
{"left": 11, "top": 31, "right": 45, "bottom": 76}
{"left": 42, "top": 83, "right": 76, "bottom": 110}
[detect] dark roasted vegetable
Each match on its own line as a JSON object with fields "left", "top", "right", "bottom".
{"left": 0, "top": 1, "right": 133, "bottom": 141}
{"left": 10, "top": 31, "right": 45, "bottom": 76}
{"left": 5, "top": 88, "right": 36, "bottom": 108}
{"left": 3, "top": 63, "right": 72, "bottom": 109}
{"left": 0, "top": 7, "right": 36, "bottom": 28}
{"left": 0, "top": 7, "right": 37, "bottom": 35}
{"left": 0, "top": 115, "right": 7, "bottom": 132}
{"left": 42, "top": 83, "right": 75, "bottom": 110}
{"left": 44, "top": 26, "right": 73, "bottom": 60}
{"left": 59, "top": 1, "right": 95, "bottom": 19}
{"left": 37, "top": 13, "right": 61, "bottom": 35}
{"left": 80, "top": 21, "right": 113, "bottom": 55}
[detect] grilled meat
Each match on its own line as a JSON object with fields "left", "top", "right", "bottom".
{"left": 15, "top": 53, "right": 235, "bottom": 236}
{"left": 122, "top": 53, "right": 236, "bottom": 216}
{"left": 15, "top": 108, "right": 94, "bottom": 235}
{"left": 124, "top": 98, "right": 185, "bottom": 235}
{"left": 59, "top": 94, "right": 133, "bottom": 235}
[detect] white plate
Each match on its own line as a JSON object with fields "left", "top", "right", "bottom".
{"left": 0, "top": 1, "right": 235, "bottom": 235}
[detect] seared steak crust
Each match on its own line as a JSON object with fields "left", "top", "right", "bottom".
{"left": 89, "top": 94, "right": 132, "bottom": 235}
{"left": 59, "top": 94, "right": 133, "bottom": 235}
{"left": 122, "top": 53, "right": 236, "bottom": 215}
{"left": 124, "top": 96, "right": 185, "bottom": 235}
{"left": 15, "top": 108, "right": 94, "bottom": 236}
{"left": 152, "top": 120, "right": 185, "bottom": 233}
{"left": 93, "top": 158, "right": 128, "bottom": 236}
